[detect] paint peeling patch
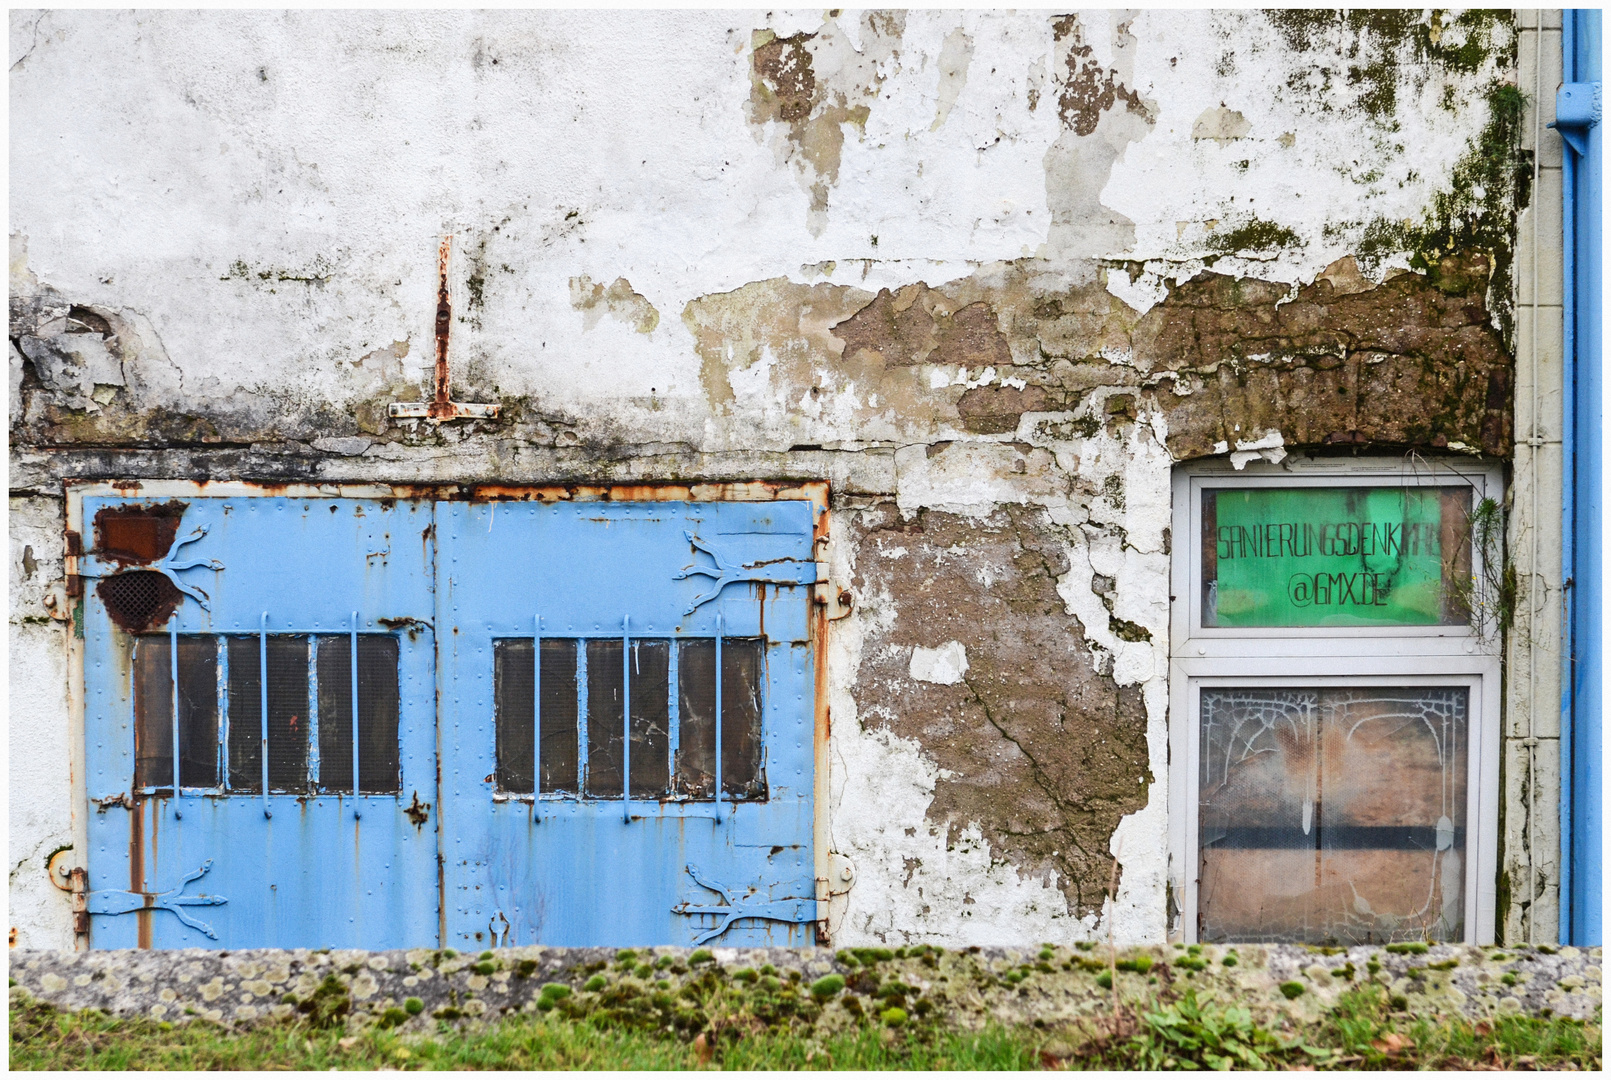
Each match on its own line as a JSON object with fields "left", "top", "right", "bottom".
{"left": 909, "top": 641, "right": 968, "bottom": 685}
{"left": 1050, "top": 14, "right": 1150, "bottom": 137}
{"left": 834, "top": 286, "right": 1011, "bottom": 371}
{"left": 930, "top": 28, "right": 973, "bottom": 131}
{"left": 1142, "top": 251, "right": 1511, "bottom": 458}
{"left": 1043, "top": 14, "right": 1155, "bottom": 258}
{"left": 747, "top": 13, "right": 905, "bottom": 234}
{"left": 1105, "top": 267, "right": 1169, "bottom": 317}
{"left": 1228, "top": 430, "right": 1287, "bottom": 470}
{"left": 850, "top": 502, "right": 1151, "bottom": 919}
{"left": 568, "top": 276, "right": 659, "bottom": 334}
{"left": 1192, "top": 106, "right": 1251, "bottom": 143}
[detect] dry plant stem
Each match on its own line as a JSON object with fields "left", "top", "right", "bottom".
{"left": 1107, "top": 846, "right": 1121, "bottom": 1030}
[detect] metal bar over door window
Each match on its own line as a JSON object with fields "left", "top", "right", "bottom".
{"left": 170, "top": 617, "right": 181, "bottom": 817}
{"left": 715, "top": 615, "right": 723, "bottom": 825}
{"left": 259, "top": 612, "right": 270, "bottom": 818}
{"left": 541, "top": 618, "right": 547, "bottom": 822}
{"left": 350, "top": 612, "right": 360, "bottom": 817}
{"left": 622, "top": 615, "right": 631, "bottom": 822}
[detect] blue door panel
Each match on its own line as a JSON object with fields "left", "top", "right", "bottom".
{"left": 437, "top": 501, "right": 818, "bottom": 948}
{"left": 83, "top": 494, "right": 819, "bottom": 949}
{"left": 83, "top": 496, "right": 439, "bottom": 949}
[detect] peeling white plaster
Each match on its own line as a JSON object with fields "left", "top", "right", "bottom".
{"left": 1104, "top": 266, "right": 1169, "bottom": 316}
{"left": 9, "top": 8, "right": 1509, "bottom": 439}
{"left": 1229, "top": 429, "right": 1289, "bottom": 470}
{"left": 8, "top": 498, "right": 75, "bottom": 950}
{"left": 909, "top": 641, "right": 969, "bottom": 685}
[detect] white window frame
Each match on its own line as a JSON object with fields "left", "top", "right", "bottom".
{"left": 1168, "top": 456, "right": 1503, "bottom": 945}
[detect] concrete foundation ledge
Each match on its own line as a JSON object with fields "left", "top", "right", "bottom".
{"left": 9, "top": 943, "right": 1601, "bottom": 1035}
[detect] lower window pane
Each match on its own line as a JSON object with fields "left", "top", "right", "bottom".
{"left": 316, "top": 636, "right": 402, "bottom": 793}
{"left": 227, "top": 636, "right": 310, "bottom": 792}
{"left": 675, "top": 638, "right": 765, "bottom": 799}
{"left": 585, "top": 639, "right": 670, "bottom": 799}
{"left": 1198, "top": 686, "right": 1468, "bottom": 944}
{"left": 133, "top": 635, "right": 218, "bottom": 789}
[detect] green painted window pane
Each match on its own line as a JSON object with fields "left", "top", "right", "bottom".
{"left": 1202, "top": 487, "right": 1472, "bottom": 627}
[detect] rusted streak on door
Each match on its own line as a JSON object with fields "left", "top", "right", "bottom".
{"left": 129, "top": 797, "right": 150, "bottom": 949}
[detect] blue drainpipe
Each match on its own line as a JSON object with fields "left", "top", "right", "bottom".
{"left": 1552, "top": 9, "right": 1601, "bottom": 947}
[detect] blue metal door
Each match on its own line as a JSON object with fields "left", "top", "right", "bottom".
{"left": 81, "top": 496, "right": 439, "bottom": 948}
{"left": 436, "top": 499, "right": 819, "bottom": 947}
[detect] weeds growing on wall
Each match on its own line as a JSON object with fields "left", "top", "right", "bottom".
{"left": 1450, "top": 493, "right": 1516, "bottom": 643}
{"left": 11, "top": 983, "right": 1599, "bottom": 1071}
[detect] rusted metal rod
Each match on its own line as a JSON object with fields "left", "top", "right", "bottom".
{"left": 430, "top": 237, "right": 453, "bottom": 420}
{"left": 260, "top": 612, "right": 270, "bottom": 818}
{"left": 170, "top": 617, "right": 181, "bottom": 819}
{"left": 388, "top": 235, "right": 500, "bottom": 422}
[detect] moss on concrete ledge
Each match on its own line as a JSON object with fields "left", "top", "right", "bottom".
{"left": 10, "top": 942, "right": 1599, "bottom": 1039}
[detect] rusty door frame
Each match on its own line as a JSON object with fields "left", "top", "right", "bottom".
{"left": 64, "top": 478, "right": 835, "bottom": 946}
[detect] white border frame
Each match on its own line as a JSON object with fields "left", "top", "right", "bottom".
{"left": 1167, "top": 457, "right": 1504, "bottom": 945}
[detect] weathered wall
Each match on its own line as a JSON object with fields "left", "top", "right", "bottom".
{"left": 10, "top": 9, "right": 1525, "bottom": 948}
{"left": 1502, "top": 9, "right": 1565, "bottom": 945}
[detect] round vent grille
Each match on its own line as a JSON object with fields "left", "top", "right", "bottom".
{"left": 97, "top": 570, "right": 182, "bottom": 633}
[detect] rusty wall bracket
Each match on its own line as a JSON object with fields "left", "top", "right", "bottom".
{"left": 813, "top": 567, "right": 853, "bottom": 621}
{"left": 817, "top": 852, "right": 856, "bottom": 944}
{"left": 811, "top": 537, "right": 852, "bottom": 620}
{"left": 389, "top": 236, "right": 502, "bottom": 423}
{"left": 48, "top": 851, "right": 91, "bottom": 948}
{"left": 63, "top": 530, "right": 82, "bottom": 597}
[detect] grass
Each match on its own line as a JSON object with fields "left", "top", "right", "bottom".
{"left": 10, "top": 985, "right": 1600, "bottom": 1071}
{"left": 8, "top": 999, "right": 1035, "bottom": 1070}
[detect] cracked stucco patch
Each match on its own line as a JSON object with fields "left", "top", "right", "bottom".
{"left": 848, "top": 501, "right": 1152, "bottom": 922}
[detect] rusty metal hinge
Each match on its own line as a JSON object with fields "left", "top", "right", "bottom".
{"left": 813, "top": 563, "right": 853, "bottom": 620}
{"left": 63, "top": 530, "right": 82, "bottom": 597}
{"left": 70, "top": 868, "right": 90, "bottom": 937}
{"left": 816, "top": 852, "right": 856, "bottom": 944}
{"left": 389, "top": 236, "right": 501, "bottom": 423}
{"left": 48, "top": 850, "right": 91, "bottom": 942}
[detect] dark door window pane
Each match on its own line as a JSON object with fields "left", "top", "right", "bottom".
{"left": 585, "top": 639, "right": 670, "bottom": 799}
{"left": 133, "top": 635, "right": 218, "bottom": 789}
{"left": 227, "top": 635, "right": 311, "bottom": 792}
{"left": 316, "top": 635, "right": 402, "bottom": 793}
{"left": 675, "top": 638, "right": 765, "bottom": 800}
{"left": 1198, "top": 686, "right": 1468, "bottom": 944}
{"left": 494, "top": 638, "right": 580, "bottom": 794}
